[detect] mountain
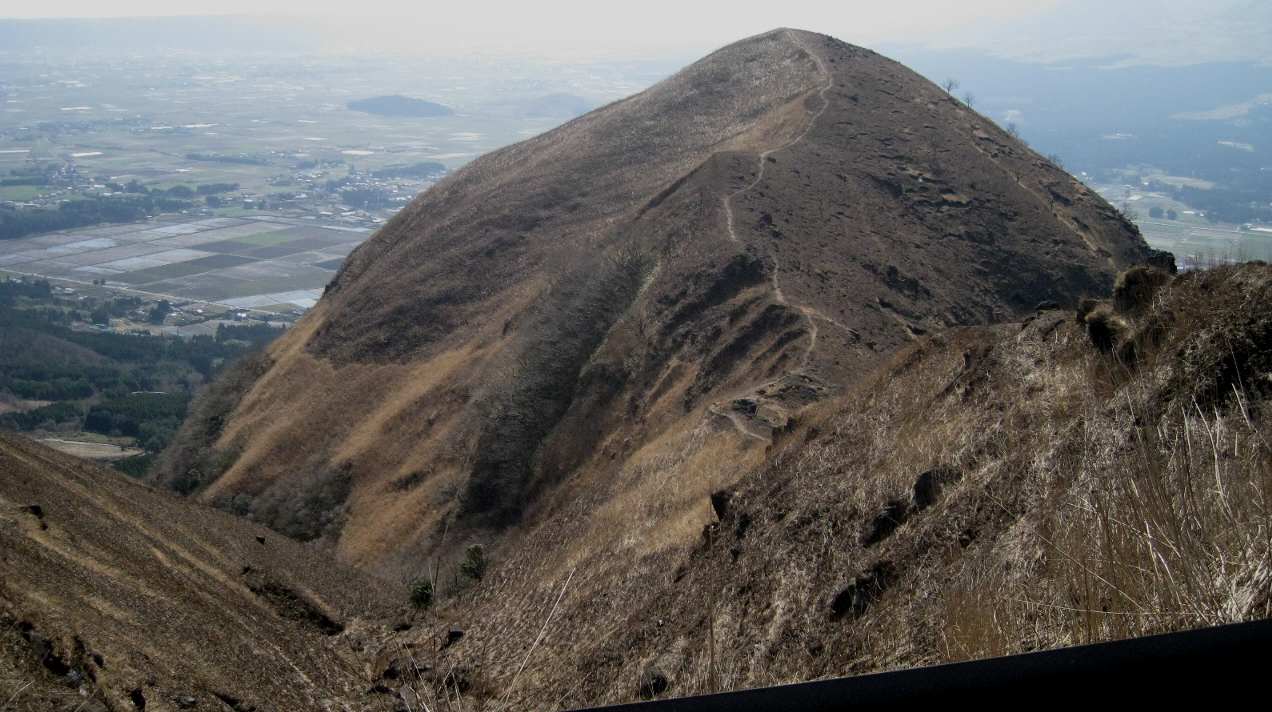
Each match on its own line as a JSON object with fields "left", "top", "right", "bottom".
{"left": 159, "top": 27, "right": 1158, "bottom": 561}
{"left": 0, "top": 432, "right": 403, "bottom": 710}
{"left": 403, "top": 261, "right": 1270, "bottom": 707}
{"left": 347, "top": 95, "right": 455, "bottom": 118}
{"left": 146, "top": 28, "right": 1184, "bottom": 704}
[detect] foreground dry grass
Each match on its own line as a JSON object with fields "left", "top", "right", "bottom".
{"left": 936, "top": 369, "right": 1271, "bottom": 659}
{"left": 931, "top": 265, "right": 1272, "bottom": 657}
{"left": 428, "top": 263, "right": 1270, "bottom": 707}
{"left": 692, "top": 263, "right": 1272, "bottom": 684}
{"left": 3, "top": 264, "right": 1264, "bottom": 711}
{"left": 0, "top": 432, "right": 405, "bottom": 710}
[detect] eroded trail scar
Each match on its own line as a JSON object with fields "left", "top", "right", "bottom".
{"left": 720, "top": 31, "right": 841, "bottom": 375}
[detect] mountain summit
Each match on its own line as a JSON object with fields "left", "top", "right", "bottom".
{"left": 159, "top": 29, "right": 1157, "bottom": 573}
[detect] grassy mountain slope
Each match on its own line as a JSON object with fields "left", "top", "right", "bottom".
{"left": 400, "top": 262, "right": 1269, "bottom": 708}
{"left": 0, "top": 433, "right": 403, "bottom": 711}
{"left": 157, "top": 30, "right": 1161, "bottom": 580}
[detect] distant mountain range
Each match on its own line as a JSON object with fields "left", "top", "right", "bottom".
{"left": 0, "top": 16, "right": 321, "bottom": 53}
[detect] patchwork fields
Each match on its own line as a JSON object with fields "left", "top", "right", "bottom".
{"left": 0, "top": 214, "right": 370, "bottom": 312}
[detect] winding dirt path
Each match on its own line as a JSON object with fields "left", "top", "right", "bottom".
{"left": 709, "top": 31, "right": 853, "bottom": 442}
{"left": 720, "top": 31, "right": 845, "bottom": 379}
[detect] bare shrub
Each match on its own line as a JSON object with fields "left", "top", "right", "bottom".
{"left": 1083, "top": 303, "right": 1127, "bottom": 353}
{"left": 1075, "top": 296, "right": 1100, "bottom": 324}
{"left": 935, "top": 264, "right": 1272, "bottom": 660}
{"left": 1112, "top": 266, "right": 1169, "bottom": 314}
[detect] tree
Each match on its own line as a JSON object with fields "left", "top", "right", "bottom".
{"left": 962, "top": 92, "right": 976, "bottom": 108}
{"left": 1166, "top": 209, "right": 1179, "bottom": 220}
{"left": 941, "top": 78, "right": 960, "bottom": 94}
{"left": 1149, "top": 206, "right": 1164, "bottom": 219}
{"left": 84, "top": 408, "right": 113, "bottom": 433}
{"left": 459, "top": 544, "right": 487, "bottom": 581}
{"left": 409, "top": 579, "right": 434, "bottom": 609}
{"left": 1006, "top": 122, "right": 1021, "bottom": 139}
{"left": 148, "top": 300, "right": 172, "bottom": 325}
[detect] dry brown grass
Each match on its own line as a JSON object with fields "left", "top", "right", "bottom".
{"left": 0, "top": 432, "right": 405, "bottom": 710}
{"left": 517, "top": 264, "right": 1271, "bottom": 706}
{"left": 0, "top": 615, "right": 107, "bottom": 712}
{"left": 140, "top": 27, "right": 1253, "bottom": 702}
{"left": 931, "top": 264, "right": 1272, "bottom": 660}
{"left": 937, "top": 390, "right": 1271, "bottom": 659}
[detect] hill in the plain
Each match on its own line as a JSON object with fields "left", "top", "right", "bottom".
{"left": 347, "top": 94, "right": 454, "bottom": 117}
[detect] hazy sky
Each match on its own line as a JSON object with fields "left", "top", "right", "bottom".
{"left": 4, "top": 0, "right": 1269, "bottom": 63}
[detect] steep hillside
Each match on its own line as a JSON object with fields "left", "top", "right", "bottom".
{"left": 0, "top": 433, "right": 403, "bottom": 711}
{"left": 157, "top": 29, "right": 1162, "bottom": 579}
{"left": 387, "top": 263, "right": 1271, "bottom": 709}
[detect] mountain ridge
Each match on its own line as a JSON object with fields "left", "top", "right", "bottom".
{"left": 157, "top": 27, "right": 1160, "bottom": 576}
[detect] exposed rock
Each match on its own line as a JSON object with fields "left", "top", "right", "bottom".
{"left": 637, "top": 666, "right": 669, "bottom": 699}
{"left": 861, "top": 500, "right": 908, "bottom": 546}
{"left": 443, "top": 629, "right": 464, "bottom": 649}
{"left": 830, "top": 562, "right": 896, "bottom": 619}
{"left": 709, "top": 490, "right": 732, "bottom": 521}
{"left": 755, "top": 404, "right": 790, "bottom": 430}
{"left": 912, "top": 466, "right": 961, "bottom": 511}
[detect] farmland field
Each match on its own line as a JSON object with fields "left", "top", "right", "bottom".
{"left": 0, "top": 185, "right": 43, "bottom": 201}
{"left": 0, "top": 48, "right": 663, "bottom": 224}
{"left": 1094, "top": 182, "right": 1272, "bottom": 266}
{"left": 0, "top": 213, "right": 368, "bottom": 313}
